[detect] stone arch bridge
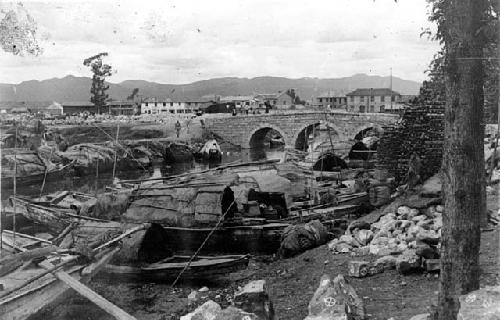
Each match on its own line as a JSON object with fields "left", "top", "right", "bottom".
{"left": 205, "top": 112, "right": 400, "bottom": 149}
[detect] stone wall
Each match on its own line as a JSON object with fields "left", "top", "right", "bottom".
{"left": 205, "top": 111, "right": 399, "bottom": 148}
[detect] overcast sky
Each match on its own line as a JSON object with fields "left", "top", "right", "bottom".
{"left": 0, "top": 0, "right": 440, "bottom": 84}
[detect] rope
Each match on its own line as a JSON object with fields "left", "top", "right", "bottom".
{"left": 171, "top": 200, "right": 236, "bottom": 287}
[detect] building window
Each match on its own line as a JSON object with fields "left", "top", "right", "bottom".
{"left": 380, "top": 105, "right": 385, "bottom": 113}
{"left": 391, "top": 95, "right": 395, "bottom": 102}
{"left": 370, "top": 105, "right": 374, "bottom": 112}
{"left": 359, "top": 105, "right": 365, "bottom": 113}
{"left": 350, "top": 96, "right": 354, "bottom": 102}
{"left": 162, "top": 102, "right": 166, "bottom": 106}
{"left": 360, "top": 96, "right": 364, "bottom": 102}
{"left": 381, "top": 96, "right": 385, "bottom": 102}
{"left": 319, "top": 98, "right": 322, "bottom": 103}
{"left": 145, "top": 102, "right": 149, "bottom": 106}
{"left": 370, "top": 96, "right": 374, "bottom": 102}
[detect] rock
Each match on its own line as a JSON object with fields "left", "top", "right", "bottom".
{"left": 435, "top": 205, "right": 444, "bottom": 213}
{"left": 352, "top": 246, "right": 370, "bottom": 256}
{"left": 347, "top": 220, "right": 371, "bottom": 234}
{"left": 369, "top": 244, "right": 392, "bottom": 256}
{"left": 396, "top": 249, "right": 422, "bottom": 274}
{"left": 214, "top": 307, "right": 259, "bottom": 320}
{"left": 339, "top": 234, "right": 362, "bottom": 248}
{"left": 416, "top": 219, "right": 433, "bottom": 229}
{"left": 415, "top": 242, "right": 439, "bottom": 259}
{"left": 375, "top": 255, "right": 398, "bottom": 270}
{"left": 336, "top": 242, "right": 353, "bottom": 253}
{"left": 199, "top": 287, "right": 210, "bottom": 292}
{"left": 424, "top": 259, "right": 440, "bottom": 272}
{"left": 433, "top": 217, "right": 443, "bottom": 230}
{"left": 328, "top": 239, "right": 339, "bottom": 251}
{"left": 457, "top": 286, "right": 500, "bottom": 320}
{"left": 181, "top": 300, "right": 222, "bottom": 320}
{"left": 416, "top": 230, "right": 440, "bottom": 245}
{"left": 412, "top": 215, "right": 427, "bottom": 223}
{"left": 234, "top": 280, "right": 274, "bottom": 320}
{"left": 408, "top": 313, "right": 430, "bottom": 320}
{"left": 354, "top": 229, "right": 374, "bottom": 246}
{"left": 188, "top": 290, "right": 200, "bottom": 303}
{"left": 307, "top": 274, "right": 348, "bottom": 320}
{"left": 409, "top": 208, "right": 420, "bottom": 217}
{"left": 397, "top": 206, "right": 411, "bottom": 217}
{"left": 334, "top": 274, "right": 366, "bottom": 320}
{"left": 348, "top": 261, "right": 370, "bottom": 278}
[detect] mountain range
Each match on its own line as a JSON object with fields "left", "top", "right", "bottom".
{"left": 0, "top": 74, "right": 421, "bottom": 103}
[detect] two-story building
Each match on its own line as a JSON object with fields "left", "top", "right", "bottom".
{"left": 140, "top": 98, "right": 214, "bottom": 115}
{"left": 315, "top": 91, "right": 347, "bottom": 109}
{"left": 346, "top": 88, "right": 401, "bottom": 113}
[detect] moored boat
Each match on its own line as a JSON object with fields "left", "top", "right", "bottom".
{"left": 102, "top": 254, "right": 250, "bottom": 281}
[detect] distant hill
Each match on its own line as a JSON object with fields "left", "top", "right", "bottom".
{"left": 0, "top": 74, "right": 421, "bottom": 103}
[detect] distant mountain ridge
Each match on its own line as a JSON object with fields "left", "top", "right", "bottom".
{"left": 0, "top": 74, "right": 421, "bottom": 103}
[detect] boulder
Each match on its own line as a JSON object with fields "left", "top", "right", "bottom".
{"left": 416, "top": 230, "right": 440, "bottom": 246}
{"left": 396, "top": 249, "right": 422, "bottom": 274}
{"left": 374, "top": 255, "right": 398, "bottom": 270}
{"left": 234, "top": 280, "right": 274, "bottom": 320}
{"left": 306, "top": 274, "right": 348, "bottom": 320}
{"left": 435, "top": 205, "right": 444, "bottom": 213}
{"left": 214, "top": 307, "right": 260, "bottom": 320}
{"left": 181, "top": 300, "right": 222, "bottom": 320}
{"left": 412, "top": 215, "right": 427, "bottom": 223}
{"left": 457, "top": 285, "right": 500, "bottom": 320}
{"left": 354, "top": 229, "right": 373, "bottom": 246}
{"left": 339, "top": 234, "right": 362, "bottom": 248}
{"left": 347, "top": 220, "right": 371, "bottom": 234}
{"left": 306, "top": 274, "right": 366, "bottom": 320}
{"left": 336, "top": 242, "right": 353, "bottom": 253}
{"left": 409, "top": 313, "right": 430, "bottom": 320}
{"left": 415, "top": 242, "right": 439, "bottom": 259}
{"left": 397, "top": 206, "right": 412, "bottom": 218}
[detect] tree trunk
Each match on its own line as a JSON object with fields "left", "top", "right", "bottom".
{"left": 435, "top": 0, "right": 488, "bottom": 319}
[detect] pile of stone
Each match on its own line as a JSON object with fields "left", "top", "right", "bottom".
{"left": 181, "top": 280, "right": 274, "bottom": 320}
{"left": 328, "top": 198, "right": 443, "bottom": 274}
{"left": 377, "top": 105, "right": 444, "bottom": 184}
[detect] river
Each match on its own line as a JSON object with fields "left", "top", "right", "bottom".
{"left": 0, "top": 145, "right": 285, "bottom": 201}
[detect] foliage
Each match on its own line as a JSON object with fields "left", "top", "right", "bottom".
{"left": 0, "top": 3, "right": 43, "bottom": 56}
{"left": 83, "top": 52, "right": 113, "bottom": 113}
{"left": 286, "top": 88, "right": 306, "bottom": 105}
{"left": 127, "top": 88, "right": 139, "bottom": 101}
{"left": 423, "top": 0, "right": 499, "bottom": 122}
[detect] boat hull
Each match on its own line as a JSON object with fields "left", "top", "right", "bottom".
{"left": 161, "top": 223, "right": 289, "bottom": 255}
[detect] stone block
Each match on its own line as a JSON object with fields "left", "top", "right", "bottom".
{"left": 348, "top": 261, "right": 370, "bottom": 278}
{"left": 424, "top": 259, "right": 440, "bottom": 272}
{"left": 457, "top": 286, "right": 500, "bottom": 320}
{"left": 234, "top": 280, "right": 274, "bottom": 320}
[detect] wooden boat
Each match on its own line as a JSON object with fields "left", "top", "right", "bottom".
{"left": 102, "top": 254, "right": 250, "bottom": 281}
{"left": 10, "top": 196, "right": 114, "bottom": 234}
{"left": 0, "top": 242, "right": 119, "bottom": 320}
{"left": 160, "top": 222, "right": 290, "bottom": 255}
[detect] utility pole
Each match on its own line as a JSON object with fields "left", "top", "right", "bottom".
{"left": 390, "top": 68, "right": 393, "bottom": 111}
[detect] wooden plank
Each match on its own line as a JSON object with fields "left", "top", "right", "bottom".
{"left": 2, "top": 230, "right": 52, "bottom": 244}
{"left": 92, "top": 224, "right": 147, "bottom": 253}
{"left": 82, "top": 247, "right": 119, "bottom": 277}
{"left": 0, "top": 245, "right": 59, "bottom": 265}
{"left": 40, "top": 261, "right": 136, "bottom": 320}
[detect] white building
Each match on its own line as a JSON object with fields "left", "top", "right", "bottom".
{"left": 140, "top": 99, "right": 201, "bottom": 115}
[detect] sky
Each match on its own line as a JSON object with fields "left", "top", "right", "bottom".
{"left": 0, "top": 0, "right": 441, "bottom": 84}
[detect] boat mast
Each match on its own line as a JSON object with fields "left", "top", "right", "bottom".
{"left": 112, "top": 124, "right": 120, "bottom": 180}
{"left": 13, "top": 124, "right": 18, "bottom": 244}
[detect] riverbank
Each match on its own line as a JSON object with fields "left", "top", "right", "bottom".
{"left": 29, "top": 184, "right": 500, "bottom": 320}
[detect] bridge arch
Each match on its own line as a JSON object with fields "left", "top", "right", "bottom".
{"left": 246, "top": 123, "right": 287, "bottom": 148}
{"left": 292, "top": 120, "right": 344, "bottom": 151}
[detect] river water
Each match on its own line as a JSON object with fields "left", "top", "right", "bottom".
{"left": 1, "top": 145, "right": 285, "bottom": 201}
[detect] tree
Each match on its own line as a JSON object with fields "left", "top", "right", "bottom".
{"left": 83, "top": 52, "right": 113, "bottom": 114}
{"left": 427, "top": 0, "right": 490, "bottom": 319}
{"left": 127, "top": 88, "right": 139, "bottom": 101}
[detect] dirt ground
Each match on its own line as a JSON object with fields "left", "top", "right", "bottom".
{"left": 30, "top": 186, "right": 500, "bottom": 320}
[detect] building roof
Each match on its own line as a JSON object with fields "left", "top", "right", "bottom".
{"left": 317, "top": 91, "right": 347, "bottom": 98}
{"left": 220, "top": 95, "right": 254, "bottom": 102}
{"left": 254, "top": 93, "right": 278, "bottom": 99}
{"left": 61, "top": 101, "right": 95, "bottom": 107}
{"left": 47, "top": 101, "right": 63, "bottom": 110}
{"left": 107, "top": 101, "right": 136, "bottom": 106}
{"left": 346, "top": 88, "right": 401, "bottom": 96}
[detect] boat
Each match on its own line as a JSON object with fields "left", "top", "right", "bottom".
{"left": 160, "top": 222, "right": 290, "bottom": 255}
{"left": 194, "top": 139, "right": 222, "bottom": 162}
{"left": 0, "top": 226, "right": 133, "bottom": 320}
{"left": 102, "top": 254, "right": 250, "bottom": 281}
{"left": 9, "top": 196, "right": 115, "bottom": 234}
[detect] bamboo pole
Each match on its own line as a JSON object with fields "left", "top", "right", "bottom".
{"left": 13, "top": 125, "right": 18, "bottom": 245}
{"left": 112, "top": 124, "right": 120, "bottom": 180}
